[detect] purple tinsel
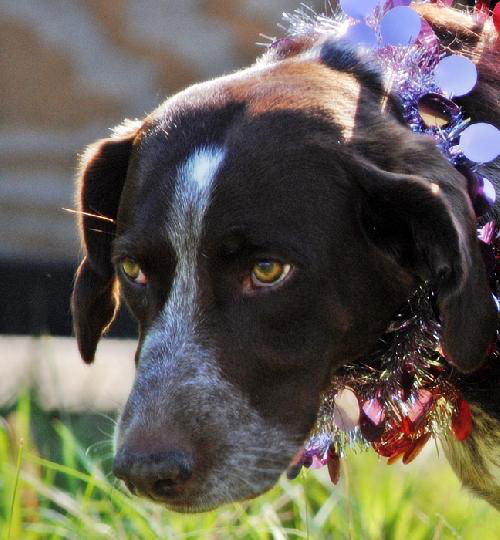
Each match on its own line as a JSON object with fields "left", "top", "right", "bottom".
{"left": 279, "top": 0, "right": 500, "bottom": 478}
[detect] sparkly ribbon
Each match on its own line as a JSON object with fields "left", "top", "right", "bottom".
{"left": 279, "top": 0, "right": 500, "bottom": 483}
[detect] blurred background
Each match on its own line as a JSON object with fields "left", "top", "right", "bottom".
{"left": 0, "top": 0, "right": 325, "bottom": 340}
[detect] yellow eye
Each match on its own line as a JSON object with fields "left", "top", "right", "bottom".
{"left": 251, "top": 260, "right": 291, "bottom": 287}
{"left": 121, "top": 259, "right": 147, "bottom": 285}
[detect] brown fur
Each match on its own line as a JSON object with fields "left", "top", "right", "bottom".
{"left": 72, "top": 3, "right": 500, "bottom": 511}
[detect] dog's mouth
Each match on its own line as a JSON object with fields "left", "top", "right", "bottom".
{"left": 114, "top": 432, "right": 302, "bottom": 512}
{"left": 156, "top": 485, "right": 276, "bottom": 514}
{"left": 122, "top": 471, "right": 284, "bottom": 513}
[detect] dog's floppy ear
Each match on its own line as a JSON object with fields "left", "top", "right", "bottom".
{"left": 72, "top": 120, "right": 141, "bottom": 363}
{"left": 357, "top": 158, "right": 497, "bottom": 373}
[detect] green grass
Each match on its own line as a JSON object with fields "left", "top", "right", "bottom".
{"left": 0, "top": 393, "right": 498, "bottom": 539}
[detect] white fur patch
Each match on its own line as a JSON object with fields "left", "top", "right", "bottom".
{"left": 141, "top": 145, "right": 225, "bottom": 360}
{"left": 181, "top": 146, "right": 225, "bottom": 190}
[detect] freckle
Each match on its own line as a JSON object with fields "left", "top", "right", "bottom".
{"left": 431, "top": 183, "right": 440, "bottom": 195}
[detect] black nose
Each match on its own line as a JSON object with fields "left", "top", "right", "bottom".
{"left": 112, "top": 448, "right": 193, "bottom": 500}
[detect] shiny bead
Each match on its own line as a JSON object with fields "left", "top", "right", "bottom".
{"left": 333, "top": 388, "right": 360, "bottom": 432}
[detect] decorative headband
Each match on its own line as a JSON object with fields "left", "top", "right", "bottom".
{"left": 272, "top": 0, "right": 500, "bottom": 482}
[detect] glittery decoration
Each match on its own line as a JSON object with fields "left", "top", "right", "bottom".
{"left": 344, "top": 22, "right": 378, "bottom": 48}
{"left": 327, "top": 448, "right": 341, "bottom": 484}
{"left": 380, "top": 7, "right": 422, "bottom": 46}
{"left": 339, "top": 0, "right": 381, "bottom": 20}
{"left": 494, "top": 4, "right": 500, "bottom": 33}
{"left": 333, "top": 388, "right": 360, "bottom": 431}
{"left": 417, "top": 93, "right": 459, "bottom": 128}
{"left": 302, "top": 286, "right": 471, "bottom": 469}
{"left": 475, "top": 0, "right": 491, "bottom": 20}
{"left": 482, "top": 178, "right": 497, "bottom": 206}
{"left": 279, "top": 0, "right": 500, "bottom": 483}
{"left": 459, "top": 123, "right": 500, "bottom": 163}
{"left": 417, "top": 18, "right": 439, "bottom": 50}
{"left": 434, "top": 55, "right": 478, "bottom": 97}
{"left": 387, "top": 0, "right": 412, "bottom": 6}
{"left": 451, "top": 398, "right": 473, "bottom": 441}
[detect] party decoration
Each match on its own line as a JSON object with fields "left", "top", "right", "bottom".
{"left": 460, "top": 123, "right": 500, "bottom": 163}
{"left": 475, "top": 0, "right": 491, "bottom": 21}
{"left": 482, "top": 178, "right": 497, "bottom": 205}
{"left": 339, "top": 0, "right": 381, "bottom": 20}
{"left": 332, "top": 388, "right": 360, "bottom": 432}
{"left": 494, "top": 3, "right": 500, "bottom": 33}
{"left": 380, "top": 7, "right": 422, "bottom": 46}
{"left": 434, "top": 55, "right": 478, "bottom": 97}
{"left": 417, "top": 93, "right": 459, "bottom": 128}
{"left": 279, "top": 0, "right": 499, "bottom": 484}
{"left": 344, "top": 22, "right": 377, "bottom": 48}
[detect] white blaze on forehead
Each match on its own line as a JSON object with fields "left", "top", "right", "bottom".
{"left": 169, "top": 144, "right": 225, "bottom": 259}
{"left": 140, "top": 145, "right": 225, "bottom": 361}
{"left": 182, "top": 146, "right": 226, "bottom": 190}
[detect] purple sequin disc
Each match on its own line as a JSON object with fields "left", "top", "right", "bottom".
{"left": 387, "top": 0, "right": 412, "bottom": 6}
{"left": 460, "top": 123, "right": 500, "bottom": 163}
{"left": 344, "top": 22, "right": 378, "bottom": 48}
{"left": 482, "top": 178, "right": 497, "bottom": 205}
{"left": 339, "top": 0, "right": 381, "bottom": 20}
{"left": 380, "top": 7, "right": 422, "bottom": 46}
{"left": 434, "top": 55, "right": 477, "bottom": 97}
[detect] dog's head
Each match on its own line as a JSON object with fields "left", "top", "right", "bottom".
{"left": 72, "top": 39, "right": 496, "bottom": 511}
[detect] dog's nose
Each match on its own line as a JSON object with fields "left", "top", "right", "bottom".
{"left": 113, "top": 448, "right": 193, "bottom": 500}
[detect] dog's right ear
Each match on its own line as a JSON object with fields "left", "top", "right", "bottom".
{"left": 356, "top": 155, "right": 497, "bottom": 374}
{"left": 72, "top": 120, "right": 141, "bottom": 363}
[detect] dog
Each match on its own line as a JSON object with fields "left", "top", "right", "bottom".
{"left": 71, "top": 3, "right": 499, "bottom": 512}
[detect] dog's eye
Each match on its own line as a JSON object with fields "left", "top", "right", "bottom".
{"left": 251, "top": 260, "right": 291, "bottom": 287}
{"left": 121, "top": 258, "right": 147, "bottom": 285}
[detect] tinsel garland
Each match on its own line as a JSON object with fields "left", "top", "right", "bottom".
{"left": 292, "top": 286, "right": 474, "bottom": 482}
{"left": 276, "top": 0, "right": 500, "bottom": 483}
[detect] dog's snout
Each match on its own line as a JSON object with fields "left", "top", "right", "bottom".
{"left": 113, "top": 448, "right": 193, "bottom": 500}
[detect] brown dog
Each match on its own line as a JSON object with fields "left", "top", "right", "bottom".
{"left": 72, "top": 4, "right": 499, "bottom": 511}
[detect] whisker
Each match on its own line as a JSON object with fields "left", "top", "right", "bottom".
{"left": 218, "top": 471, "right": 263, "bottom": 493}
{"left": 239, "top": 466, "right": 285, "bottom": 475}
{"left": 96, "top": 412, "right": 119, "bottom": 427}
{"left": 88, "top": 228, "right": 116, "bottom": 236}
{"left": 62, "top": 207, "right": 116, "bottom": 224}
{"left": 85, "top": 440, "right": 113, "bottom": 455}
